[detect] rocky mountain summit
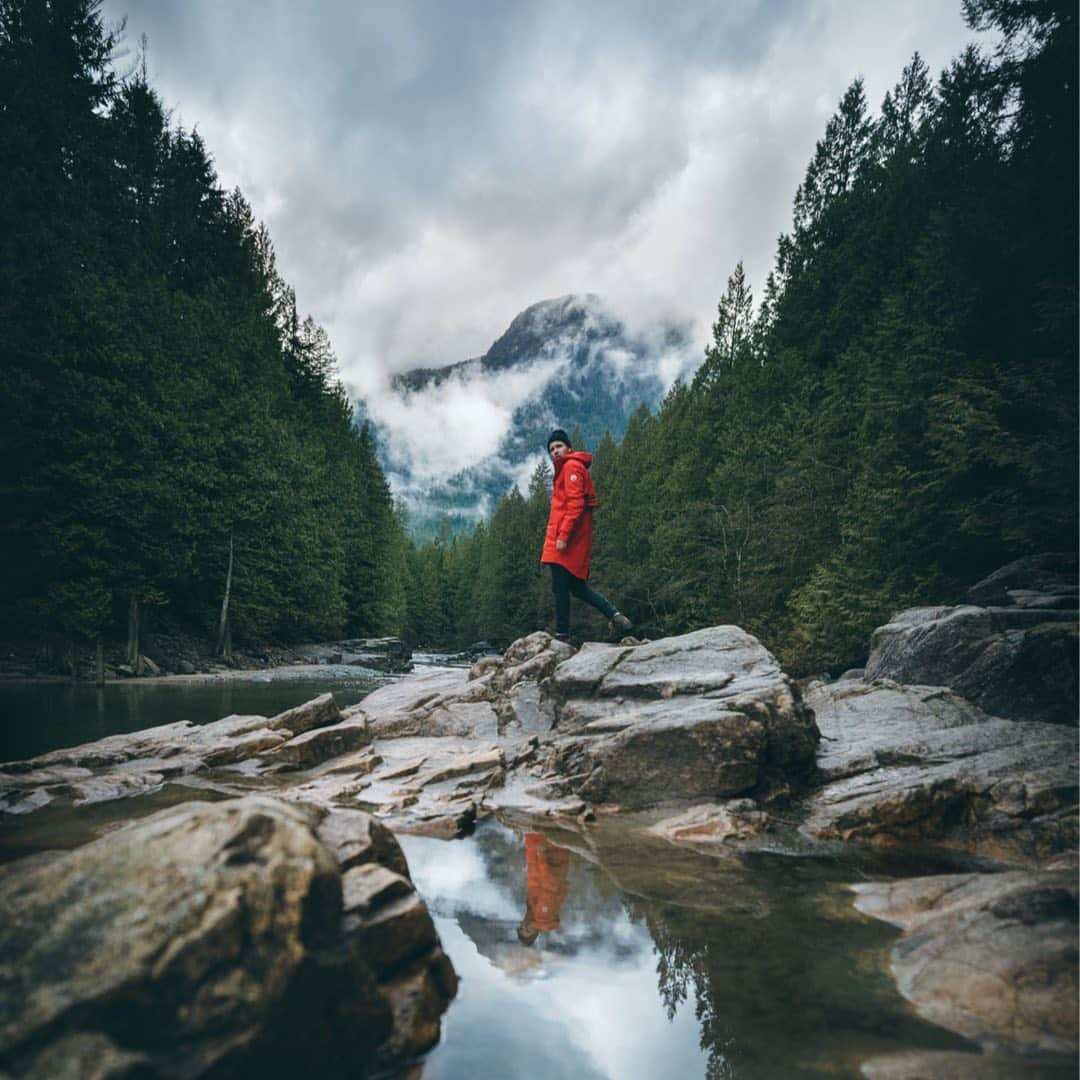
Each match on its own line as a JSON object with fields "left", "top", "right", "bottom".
{"left": 0, "top": 556, "right": 1075, "bottom": 1076}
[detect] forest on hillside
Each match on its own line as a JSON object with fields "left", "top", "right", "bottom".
{"left": 0, "top": 0, "right": 409, "bottom": 659}
{"left": 409, "top": 0, "right": 1077, "bottom": 673}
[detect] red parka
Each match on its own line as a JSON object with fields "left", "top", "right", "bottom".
{"left": 524, "top": 832, "right": 571, "bottom": 932}
{"left": 540, "top": 450, "right": 597, "bottom": 579}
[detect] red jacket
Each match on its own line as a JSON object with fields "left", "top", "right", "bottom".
{"left": 540, "top": 451, "right": 597, "bottom": 579}
{"left": 524, "top": 832, "right": 571, "bottom": 931}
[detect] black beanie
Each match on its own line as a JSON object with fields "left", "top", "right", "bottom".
{"left": 547, "top": 428, "right": 571, "bottom": 452}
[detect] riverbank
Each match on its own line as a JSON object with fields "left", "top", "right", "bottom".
{"left": 0, "top": 631, "right": 415, "bottom": 683}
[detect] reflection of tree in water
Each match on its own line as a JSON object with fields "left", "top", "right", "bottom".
{"left": 619, "top": 851, "right": 970, "bottom": 1080}
{"left": 645, "top": 904, "right": 738, "bottom": 1080}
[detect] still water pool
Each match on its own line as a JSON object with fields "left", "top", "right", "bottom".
{"left": 397, "top": 818, "right": 977, "bottom": 1080}
{"left": 0, "top": 672, "right": 385, "bottom": 762}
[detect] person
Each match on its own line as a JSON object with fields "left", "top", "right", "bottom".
{"left": 517, "top": 832, "right": 572, "bottom": 946}
{"left": 540, "top": 428, "right": 632, "bottom": 643}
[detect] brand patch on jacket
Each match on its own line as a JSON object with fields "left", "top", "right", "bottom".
{"left": 570, "top": 473, "right": 579, "bottom": 482}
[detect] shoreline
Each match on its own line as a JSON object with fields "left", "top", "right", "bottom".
{"left": 0, "top": 660, "right": 461, "bottom": 689}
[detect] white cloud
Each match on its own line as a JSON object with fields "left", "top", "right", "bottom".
{"left": 103, "top": 0, "right": 991, "bottom": 486}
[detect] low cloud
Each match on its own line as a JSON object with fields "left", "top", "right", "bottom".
{"left": 375, "top": 357, "right": 567, "bottom": 483}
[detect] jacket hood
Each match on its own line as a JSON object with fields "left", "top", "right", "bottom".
{"left": 554, "top": 450, "right": 592, "bottom": 473}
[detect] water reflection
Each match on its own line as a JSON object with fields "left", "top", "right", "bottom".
{"left": 518, "top": 833, "right": 571, "bottom": 946}
{"left": 398, "top": 818, "right": 974, "bottom": 1080}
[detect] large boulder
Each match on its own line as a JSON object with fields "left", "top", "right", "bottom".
{"left": 539, "top": 627, "right": 819, "bottom": 809}
{"left": 864, "top": 555, "right": 1078, "bottom": 726}
{"left": 852, "top": 871, "right": 1078, "bottom": 1055}
{"left": 801, "top": 679, "right": 1078, "bottom": 864}
{"left": 0, "top": 796, "right": 455, "bottom": 1077}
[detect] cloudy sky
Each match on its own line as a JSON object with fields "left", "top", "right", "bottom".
{"left": 100, "top": 0, "right": 985, "bottom": 476}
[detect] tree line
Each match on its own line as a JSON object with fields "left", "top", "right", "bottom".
{"left": 408, "top": 0, "right": 1077, "bottom": 673}
{"left": 1, "top": 0, "right": 408, "bottom": 665}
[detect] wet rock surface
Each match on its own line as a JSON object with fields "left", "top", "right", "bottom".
{"left": 800, "top": 679, "right": 1078, "bottom": 864}
{"left": 852, "top": 871, "right": 1078, "bottom": 1056}
{"left": 0, "top": 796, "right": 455, "bottom": 1077}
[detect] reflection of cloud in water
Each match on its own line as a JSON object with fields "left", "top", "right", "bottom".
{"left": 400, "top": 824, "right": 709, "bottom": 1080}
{"left": 400, "top": 833, "right": 518, "bottom": 921}
{"left": 422, "top": 915, "right": 707, "bottom": 1080}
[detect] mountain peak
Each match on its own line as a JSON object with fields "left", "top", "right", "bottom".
{"left": 373, "top": 294, "right": 695, "bottom": 537}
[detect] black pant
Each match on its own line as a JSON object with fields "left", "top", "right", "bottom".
{"left": 549, "top": 563, "right": 617, "bottom": 636}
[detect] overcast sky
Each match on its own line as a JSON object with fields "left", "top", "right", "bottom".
{"left": 100, "top": 0, "right": 985, "bottom": 420}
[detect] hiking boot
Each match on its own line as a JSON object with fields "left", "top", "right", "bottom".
{"left": 610, "top": 613, "right": 633, "bottom": 636}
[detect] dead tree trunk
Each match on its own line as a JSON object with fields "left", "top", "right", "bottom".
{"left": 127, "top": 594, "right": 140, "bottom": 667}
{"left": 216, "top": 532, "right": 234, "bottom": 659}
{"left": 69, "top": 640, "right": 78, "bottom": 685}
{"left": 95, "top": 636, "right": 104, "bottom": 687}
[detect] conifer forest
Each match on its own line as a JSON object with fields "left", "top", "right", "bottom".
{"left": 2, "top": 0, "right": 1076, "bottom": 675}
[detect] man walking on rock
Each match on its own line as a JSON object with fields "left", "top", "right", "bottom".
{"left": 540, "top": 428, "right": 632, "bottom": 643}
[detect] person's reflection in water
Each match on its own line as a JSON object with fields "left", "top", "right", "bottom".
{"left": 517, "top": 832, "right": 571, "bottom": 946}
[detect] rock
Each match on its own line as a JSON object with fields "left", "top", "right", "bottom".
{"left": 0, "top": 695, "right": 353, "bottom": 815}
{"left": 540, "top": 627, "right": 818, "bottom": 810}
{"left": 317, "top": 746, "right": 382, "bottom": 777}
{"left": 967, "top": 553, "right": 1078, "bottom": 608}
{"left": 0, "top": 796, "right": 454, "bottom": 1076}
{"left": 554, "top": 700, "right": 766, "bottom": 807}
{"left": 801, "top": 680, "right": 1078, "bottom": 864}
{"left": 360, "top": 668, "right": 470, "bottom": 737}
{"left": 852, "top": 871, "right": 1078, "bottom": 1054}
{"left": 15, "top": 1031, "right": 154, "bottom": 1080}
{"left": 304, "top": 637, "right": 412, "bottom": 673}
{"left": 861, "top": 1049, "right": 1077, "bottom": 1079}
{"left": 257, "top": 717, "right": 371, "bottom": 771}
{"left": 315, "top": 808, "right": 410, "bottom": 877}
{"left": 500, "top": 681, "right": 553, "bottom": 734}
{"left": 267, "top": 692, "right": 344, "bottom": 735}
{"left": 138, "top": 655, "right": 160, "bottom": 677}
{"left": 411, "top": 747, "right": 503, "bottom": 787}
{"left": 177, "top": 660, "right": 196, "bottom": 675}
{"left": 649, "top": 800, "right": 770, "bottom": 848}
{"left": 342, "top": 863, "right": 414, "bottom": 918}
{"left": 483, "top": 632, "right": 575, "bottom": 699}
{"left": 864, "top": 604, "right": 1078, "bottom": 726}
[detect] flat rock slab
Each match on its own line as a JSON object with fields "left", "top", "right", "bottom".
{"left": 802, "top": 680, "right": 1078, "bottom": 864}
{"left": 852, "top": 871, "right": 1079, "bottom": 1055}
{"left": 360, "top": 669, "right": 478, "bottom": 737}
{"left": 257, "top": 717, "right": 371, "bottom": 771}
